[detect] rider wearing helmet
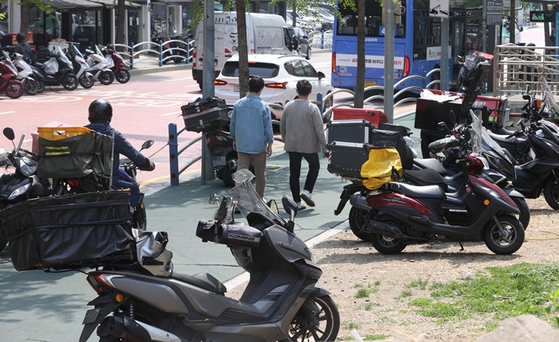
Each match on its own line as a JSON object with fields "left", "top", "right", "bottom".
{"left": 86, "top": 99, "right": 155, "bottom": 210}
{"left": 14, "top": 32, "right": 34, "bottom": 63}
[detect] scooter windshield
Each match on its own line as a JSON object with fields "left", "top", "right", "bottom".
{"left": 230, "top": 169, "right": 284, "bottom": 224}
{"left": 540, "top": 76, "right": 559, "bottom": 122}
{"left": 1, "top": 51, "right": 18, "bottom": 75}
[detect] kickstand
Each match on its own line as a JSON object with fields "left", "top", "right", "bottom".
{"left": 459, "top": 242, "right": 464, "bottom": 251}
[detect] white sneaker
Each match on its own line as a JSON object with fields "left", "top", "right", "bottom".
{"left": 297, "top": 202, "right": 306, "bottom": 211}
{"left": 300, "top": 190, "right": 315, "bottom": 207}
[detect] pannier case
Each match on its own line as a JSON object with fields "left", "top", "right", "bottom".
{"left": 181, "top": 97, "right": 230, "bottom": 132}
{"left": 332, "top": 108, "right": 388, "bottom": 128}
{"left": 326, "top": 141, "right": 369, "bottom": 180}
{"left": 0, "top": 191, "right": 135, "bottom": 271}
{"left": 326, "top": 119, "right": 373, "bottom": 144}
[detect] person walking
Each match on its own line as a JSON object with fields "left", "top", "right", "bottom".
{"left": 230, "top": 76, "right": 274, "bottom": 198}
{"left": 280, "top": 79, "right": 328, "bottom": 210}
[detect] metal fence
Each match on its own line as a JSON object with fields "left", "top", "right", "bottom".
{"left": 494, "top": 44, "right": 559, "bottom": 97}
{"left": 309, "top": 30, "right": 333, "bottom": 49}
{"left": 112, "top": 38, "right": 195, "bottom": 69}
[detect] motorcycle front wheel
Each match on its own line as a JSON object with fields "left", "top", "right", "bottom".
{"left": 543, "top": 176, "right": 559, "bottom": 210}
{"left": 512, "top": 197, "right": 530, "bottom": 229}
{"left": 281, "top": 294, "right": 340, "bottom": 342}
{"left": 61, "top": 74, "right": 78, "bottom": 90}
{"left": 115, "top": 69, "right": 130, "bottom": 83}
{"left": 348, "top": 207, "right": 371, "bottom": 241}
{"left": 5, "top": 80, "right": 23, "bottom": 99}
{"left": 99, "top": 71, "right": 115, "bottom": 85}
{"left": 484, "top": 214, "right": 525, "bottom": 255}
{"left": 79, "top": 74, "right": 94, "bottom": 89}
{"left": 23, "top": 78, "right": 38, "bottom": 95}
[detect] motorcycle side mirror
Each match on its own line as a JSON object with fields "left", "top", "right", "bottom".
{"left": 142, "top": 140, "right": 154, "bottom": 150}
{"left": 282, "top": 194, "right": 298, "bottom": 219}
{"left": 3, "top": 127, "right": 15, "bottom": 141}
{"left": 209, "top": 193, "right": 218, "bottom": 205}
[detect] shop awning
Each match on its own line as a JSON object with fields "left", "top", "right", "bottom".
{"left": 47, "top": 0, "right": 100, "bottom": 10}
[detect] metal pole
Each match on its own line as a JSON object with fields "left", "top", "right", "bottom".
{"left": 441, "top": 19, "right": 449, "bottom": 91}
{"left": 168, "top": 123, "right": 179, "bottom": 186}
{"left": 383, "top": 0, "right": 395, "bottom": 123}
{"left": 201, "top": 0, "right": 215, "bottom": 183}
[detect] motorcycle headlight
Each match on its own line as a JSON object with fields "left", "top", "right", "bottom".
{"left": 18, "top": 157, "right": 38, "bottom": 177}
{"left": 0, "top": 148, "right": 9, "bottom": 166}
{"left": 8, "top": 182, "right": 31, "bottom": 200}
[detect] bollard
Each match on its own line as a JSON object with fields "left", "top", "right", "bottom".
{"left": 129, "top": 42, "right": 134, "bottom": 69}
{"left": 185, "top": 38, "right": 190, "bottom": 64}
{"left": 321, "top": 30, "right": 324, "bottom": 50}
{"left": 168, "top": 123, "right": 179, "bottom": 186}
{"left": 159, "top": 39, "right": 163, "bottom": 67}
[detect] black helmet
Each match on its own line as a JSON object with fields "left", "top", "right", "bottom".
{"left": 16, "top": 33, "right": 26, "bottom": 43}
{"left": 88, "top": 99, "right": 113, "bottom": 123}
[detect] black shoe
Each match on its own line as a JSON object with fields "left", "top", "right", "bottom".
{"left": 300, "top": 190, "right": 315, "bottom": 207}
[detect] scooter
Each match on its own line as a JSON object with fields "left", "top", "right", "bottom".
{"left": 84, "top": 45, "right": 114, "bottom": 85}
{"left": 457, "top": 51, "right": 493, "bottom": 93}
{"left": 119, "top": 139, "right": 154, "bottom": 230}
{"left": 66, "top": 43, "right": 94, "bottom": 89}
{"left": 31, "top": 45, "right": 78, "bottom": 91}
{"left": 8, "top": 52, "right": 38, "bottom": 95}
{"left": 12, "top": 52, "right": 45, "bottom": 93}
{"left": 0, "top": 127, "right": 48, "bottom": 251}
{"left": 101, "top": 44, "right": 130, "bottom": 83}
{"left": 0, "top": 50, "right": 24, "bottom": 98}
{"left": 78, "top": 169, "right": 340, "bottom": 342}
{"left": 349, "top": 114, "right": 524, "bottom": 255}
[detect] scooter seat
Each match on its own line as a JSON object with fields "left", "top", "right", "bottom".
{"left": 388, "top": 182, "right": 445, "bottom": 199}
{"left": 171, "top": 272, "right": 227, "bottom": 295}
{"left": 487, "top": 130, "right": 520, "bottom": 145}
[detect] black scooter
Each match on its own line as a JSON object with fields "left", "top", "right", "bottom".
{"left": 32, "top": 45, "right": 78, "bottom": 91}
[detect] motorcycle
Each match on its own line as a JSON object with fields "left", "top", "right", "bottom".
{"left": 84, "top": 45, "right": 115, "bottom": 85}
{"left": 6, "top": 52, "right": 38, "bottom": 95}
{"left": 31, "top": 45, "right": 79, "bottom": 91}
{"left": 66, "top": 43, "right": 94, "bottom": 89}
{"left": 78, "top": 169, "right": 340, "bottom": 342}
{"left": 0, "top": 127, "right": 48, "bottom": 251}
{"left": 101, "top": 44, "right": 130, "bottom": 83}
{"left": 0, "top": 50, "right": 24, "bottom": 99}
{"left": 349, "top": 113, "right": 525, "bottom": 255}
{"left": 119, "top": 139, "right": 154, "bottom": 230}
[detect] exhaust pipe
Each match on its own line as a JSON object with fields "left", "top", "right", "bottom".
{"left": 368, "top": 219, "right": 405, "bottom": 238}
{"left": 98, "top": 316, "right": 186, "bottom": 342}
{"left": 349, "top": 194, "right": 371, "bottom": 211}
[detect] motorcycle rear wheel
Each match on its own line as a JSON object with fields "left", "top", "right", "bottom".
{"left": 349, "top": 207, "right": 371, "bottom": 241}
{"left": 6, "top": 80, "right": 23, "bottom": 98}
{"left": 281, "top": 294, "right": 340, "bottom": 342}
{"left": 543, "top": 177, "right": 559, "bottom": 210}
{"left": 35, "top": 78, "right": 45, "bottom": 93}
{"left": 115, "top": 69, "right": 130, "bottom": 83}
{"left": 62, "top": 74, "right": 78, "bottom": 90}
{"left": 484, "top": 214, "right": 524, "bottom": 255}
{"left": 370, "top": 216, "right": 407, "bottom": 254}
{"left": 99, "top": 71, "right": 115, "bottom": 85}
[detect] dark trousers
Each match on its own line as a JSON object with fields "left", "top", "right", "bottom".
{"left": 114, "top": 179, "right": 140, "bottom": 208}
{"left": 288, "top": 152, "right": 320, "bottom": 203}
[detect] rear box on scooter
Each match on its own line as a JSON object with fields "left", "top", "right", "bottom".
{"left": 0, "top": 191, "right": 136, "bottom": 271}
{"left": 326, "top": 141, "right": 369, "bottom": 180}
{"left": 332, "top": 107, "right": 388, "bottom": 128}
{"left": 327, "top": 120, "right": 403, "bottom": 147}
{"left": 181, "top": 97, "right": 230, "bottom": 132}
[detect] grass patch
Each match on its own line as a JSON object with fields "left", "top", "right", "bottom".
{"left": 354, "top": 282, "right": 380, "bottom": 298}
{"left": 409, "top": 263, "right": 559, "bottom": 326}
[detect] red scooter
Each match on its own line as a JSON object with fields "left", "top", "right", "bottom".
{"left": 102, "top": 44, "right": 130, "bottom": 84}
{"left": 0, "top": 50, "right": 24, "bottom": 99}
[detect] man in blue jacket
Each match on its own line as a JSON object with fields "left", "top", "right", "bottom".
{"left": 86, "top": 99, "right": 155, "bottom": 211}
{"left": 230, "top": 76, "right": 274, "bottom": 198}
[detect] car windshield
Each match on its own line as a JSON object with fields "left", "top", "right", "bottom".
{"left": 222, "top": 61, "right": 280, "bottom": 78}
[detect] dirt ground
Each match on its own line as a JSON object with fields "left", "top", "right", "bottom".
{"left": 229, "top": 196, "right": 559, "bottom": 341}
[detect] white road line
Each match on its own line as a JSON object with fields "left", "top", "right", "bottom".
{"left": 0, "top": 111, "right": 16, "bottom": 115}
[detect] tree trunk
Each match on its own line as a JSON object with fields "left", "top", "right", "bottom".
{"left": 115, "top": 0, "right": 126, "bottom": 44}
{"left": 236, "top": 1, "right": 249, "bottom": 97}
{"left": 254, "top": 0, "right": 261, "bottom": 14}
{"left": 19, "top": 3, "right": 31, "bottom": 35}
{"left": 354, "top": 0, "right": 365, "bottom": 108}
{"left": 510, "top": 0, "right": 516, "bottom": 44}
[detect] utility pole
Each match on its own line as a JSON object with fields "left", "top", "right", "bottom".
{"left": 201, "top": 0, "right": 215, "bottom": 183}
{"left": 383, "top": 0, "right": 395, "bottom": 123}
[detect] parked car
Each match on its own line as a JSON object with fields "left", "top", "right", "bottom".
{"left": 214, "top": 54, "right": 333, "bottom": 121}
{"left": 286, "top": 26, "right": 311, "bottom": 60}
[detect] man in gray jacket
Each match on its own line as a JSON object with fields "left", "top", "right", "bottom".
{"left": 280, "top": 80, "right": 328, "bottom": 210}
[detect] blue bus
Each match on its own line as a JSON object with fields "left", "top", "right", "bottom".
{"left": 331, "top": 0, "right": 484, "bottom": 91}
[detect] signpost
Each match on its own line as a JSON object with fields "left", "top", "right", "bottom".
{"left": 430, "top": 0, "right": 449, "bottom": 90}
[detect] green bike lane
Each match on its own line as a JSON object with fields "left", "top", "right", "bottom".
{"left": 0, "top": 113, "right": 417, "bottom": 342}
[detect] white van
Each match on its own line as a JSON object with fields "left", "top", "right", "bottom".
{"left": 192, "top": 12, "right": 295, "bottom": 90}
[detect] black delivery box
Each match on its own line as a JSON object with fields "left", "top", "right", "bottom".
{"left": 327, "top": 141, "right": 369, "bottom": 180}
{"left": 327, "top": 119, "right": 373, "bottom": 144}
{"left": 181, "top": 97, "right": 230, "bottom": 132}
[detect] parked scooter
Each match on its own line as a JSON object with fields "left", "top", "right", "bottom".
{"left": 349, "top": 113, "right": 524, "bottom": 255}
{"left": 101, "top": 44, "right": 130, "bottom": 83}
{"left": 84, "top": 45, "right": 115, "bottom": 85}
{"left": 0, "top": 127, "right": 48, "bottom": 251}
{"left": 31, "top": 45, "right": 78, "bottom": 91}
{"left": 66, "top": 43, "right": 94, "bottom": 89}
{"left": 78, "top": 169, "right": 340, "bottom": 342}
{"left": 6, "top": 52, "right": 38, "bottom": 95}
{"left": 0, "top": 51, "right": 24, "bottom": 98}
{"left": 119, "top": 139, "right": 154, "bottom": 230}
{"left": 457, "top": 51, "right": 493, "bottom": 93}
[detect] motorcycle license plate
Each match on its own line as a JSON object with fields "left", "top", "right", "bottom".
{"left": 82, "top": 308, "right": 100, "bottom": 324}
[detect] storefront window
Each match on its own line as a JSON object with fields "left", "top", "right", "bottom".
{"left": 0, "top": 0, "right": 9, "bottom": 34}
{"left": 29, "top": 8, "right": 62, "bottom": 46}
{"left": 72, "top": 10, "right": 98, "bottom": 50}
